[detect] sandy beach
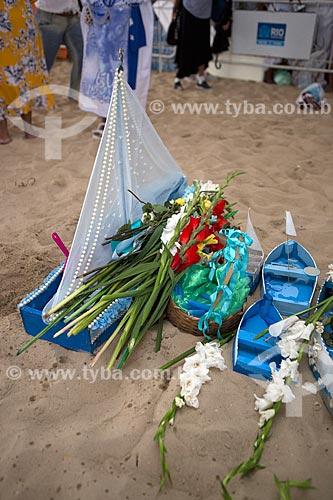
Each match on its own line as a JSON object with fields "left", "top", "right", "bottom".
{"left": 0, "top": 59, "right": 333, "bottom": 500}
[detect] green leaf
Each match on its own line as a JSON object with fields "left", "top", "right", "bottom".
{"left": 221, "top": 480, "right": 234, "bottom": 500}
{"left": 281, "top": 478, "right": 314, "bottom": 490}
{"left": 274, "top": 476, "right": 314, "bottom": 500}
{"left": 155, "top": 316, "right": 164, "bottom": 353}
{"left": 274, "top": 475, "right": 290, "bottom": 500}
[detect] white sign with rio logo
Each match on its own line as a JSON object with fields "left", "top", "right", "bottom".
{"left": 232, "top": 10, "right": 316, "bottom": 60}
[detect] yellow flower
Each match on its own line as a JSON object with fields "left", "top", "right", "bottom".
{"left": 175, "top": 198, "right": 185, "bottom": 206}
{"left": 197, "top": 234, "right": 218, "bottom": 258}
{"left": 203, "top": 199, "right": 212, "bottom": 211}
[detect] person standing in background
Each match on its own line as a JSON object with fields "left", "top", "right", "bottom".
{"left": 35, "top": 0, "right": 83, "bottom": 98}
{"left": 173, "top": 0, "right": 212, "bottom": 90}
{"left": 79, "top": 0, "right": 153, "bottom": 139}
{"left": 0, "top": 0, "right": 55, "bottom": 144}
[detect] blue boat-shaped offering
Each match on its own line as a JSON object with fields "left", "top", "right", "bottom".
{"left": 233, "top": 295, "right": 283, "bottom": 380}
{"left": 308, "top": 276, "right": 333, "bottom": 416}
{"left": 262, "top": 239, "right": 319, "bottom": 316}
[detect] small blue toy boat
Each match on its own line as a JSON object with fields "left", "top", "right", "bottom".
{"left": 262, "top": 239, "right": 318, "bottom": 316}
{"left": 308, "top": 275, "right": 333, "bottom": 416}
{"left": 233, "top": 295, "right": 282, "bottom": 379}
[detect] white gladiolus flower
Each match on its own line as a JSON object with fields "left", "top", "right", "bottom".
{"left": 277, "top": 337, "right": 299, "bottom": 359}
{"left": 268, "top": 315, "right": 299, "bottom": 337}
{"left": 269, "top": 362, "right": 285, "bottom": 385}
{"left": 300, "top": 323, "right": 314, "bottom": 341}
{"left": 178, "top": 341, "right": 227, "bottom": 410}
{"left": 160, "top": 207, "right": 186, "bottom": 250}
{"left": 195, "top": 342, "right": 227, "bottom": 371}
{"left": 183, "top": 352, "right": 205, "bottom": 370}
{"left": 254, "top": 394, "right": 273, "bottom": 412}
{"left": 184, "top": 393, "right": 200, "bottom": 408}
{"left": 282, "top": 320, "right": 307, "bottom": 341}
{"left": 179, "top": 372, "right": 202, "bottom": 397}
{"left": 200, "top": 180, "right": 219, "bottom": 192}
{"left": 264, "top": 380, "right": 295, "bottom": 404}
{"left": 279, "top": 358, "right": 300, "bottom": 382}
{"left": 258, "top": 409, "right": 275, "bottom": 428}
{"left": 174, "top": 396, "right": 185, "bottom": 408}
{"left": 182, "top": 358, "right": 211, "bottom": 384}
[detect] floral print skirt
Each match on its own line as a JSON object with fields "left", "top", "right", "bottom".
{"left": 0, "top": 0, "right": 55, "bottom": 119}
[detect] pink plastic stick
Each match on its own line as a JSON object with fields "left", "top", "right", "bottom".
{"left": 52, "top": 232, "right": 69, "bottom": 268}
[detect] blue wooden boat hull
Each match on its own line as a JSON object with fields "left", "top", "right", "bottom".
{"left": 261, "top": 240, "right": 318, "bottom": 316}
{"left": 18, "top": 264, "right": 128, "bottom": 353}
{"left": 233, "top": 295, "right": 283, "bottom": 380}
{"left": 308, "top": 279, "right": 333, "bottom": 416}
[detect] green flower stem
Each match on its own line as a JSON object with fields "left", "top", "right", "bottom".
{"left": 63, "top": 284, "right": 118, "bottom": 324}
{"left": 221, "top": 400, "right": 282, "bottom": 499}
{"left": 16, "top": 294, "right": 89, "bottom": 355}
{"left": 106, "top": 296, "right": 148, "bottom": 370}
{"left": 45, "top": 235, "right": 161, "bottom": 319}
{"left": 155, "top": 316, "right": 164, "bottom": 352}
{"left": 254, "top": 295, "right": 333, "bottom": 341}
{"left": 44, "top": 265, "right": 115, "bottom": 318}
{"left": 159, "top": 331, "right": 236, "bottom": 371}
{"left": 118, "top": 267, "right": 188, "bottom": 369}
{"left": 67, "top": 303, "right": 112, "bottom": 337}
{"left": 154, "top": 395, "right": 181, "bottom": 490}
{"left": 90, "top": 308, "right": 132, "bottom": 367}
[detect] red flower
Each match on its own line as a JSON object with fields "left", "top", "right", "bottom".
{"left": 212, "top": 199, "right": 227, "bottom": 217}
{"left": 171, "top": 244, "right": 201, "bottom": 272}
{"left": 171, "top": 252, "right": 183, "bottom": 271}
{"left": 211, "top": 218, "right": 227, "bottom": 232}
{"left": 179, "top": 216, "right": 200, "bottom": 244}
{"left": 171, "top": 204, "right": 228, "bottom": 273}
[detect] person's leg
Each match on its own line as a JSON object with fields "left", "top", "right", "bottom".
{"left": 0, "top": 118, "right": 11, "bottom": 144}
{"left": 194, "top": 18, "right": 212, "bottom": 89}
{"left": 22, "top": 111, "right": 36, "bottom": 140}
{"left": 64, "top": 16, "right": 83, "bottom": 98}
{"left": 36, "top": 10, "right": 65, "bottom": 72}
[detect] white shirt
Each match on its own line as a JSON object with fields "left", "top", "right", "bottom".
{"left": 35, "top": 0, "right": 81, "bottom": 14}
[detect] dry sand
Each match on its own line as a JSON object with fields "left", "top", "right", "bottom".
{"left": 0, "top": 59, "right": 333, "bottom": 500}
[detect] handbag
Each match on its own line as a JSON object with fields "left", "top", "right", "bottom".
{"left": 166, "top": 9, "right": 181, "bottom": 46}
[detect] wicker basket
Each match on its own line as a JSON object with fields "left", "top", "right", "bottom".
{"left": 166, "top": 298, "right": 244, "bottom": 336}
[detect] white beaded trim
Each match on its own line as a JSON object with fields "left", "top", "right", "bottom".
{"left": 17, "top": 263, "right": 65, "bottom": 310}
{"left": 64, "top": 69, "right": 127, "bottom": 299}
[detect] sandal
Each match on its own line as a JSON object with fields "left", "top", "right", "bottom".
{"left": 92, "top": 122, "right": 105, "bottom": 140}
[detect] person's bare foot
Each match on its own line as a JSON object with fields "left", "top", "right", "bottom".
{"left": 0, "top": 118, "right": 12, "bottom": 144}
{"left": 22, "top": 111, "right": 37, "bottom": 139}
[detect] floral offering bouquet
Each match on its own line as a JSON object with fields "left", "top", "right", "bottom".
{"left": 17, "top": 173, "right": 251, "bottom": 370}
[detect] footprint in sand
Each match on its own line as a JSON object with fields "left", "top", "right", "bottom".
{"left": 287, "top": 165, "right": 303, "bottom": 181}
{"left": 14, "top": 177, "right": 36, "bottom": 188}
